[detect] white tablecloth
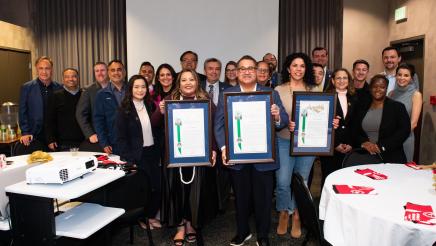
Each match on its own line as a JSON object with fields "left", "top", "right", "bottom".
{"left": 319, "top": 164, "right": 436, "bottom": 246}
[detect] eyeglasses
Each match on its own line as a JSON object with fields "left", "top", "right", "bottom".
{"left": 257, "top": 68, "right": 269, "bottom": 74}
{"left": 226, "top": 69, "right": 236, "bottom": 72}
{"left": 238, "top": 66, "right": 257, "bottom": 72}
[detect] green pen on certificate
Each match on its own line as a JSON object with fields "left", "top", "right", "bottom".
{"left": 175, "top": 119, "right": 182, "bottom": 154}
{"left": 235, "top": 112, "right": 242, "bottom": 150}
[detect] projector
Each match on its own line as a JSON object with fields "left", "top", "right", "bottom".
{"left": 26, "top": 156, "right": 98, "bottom": 184}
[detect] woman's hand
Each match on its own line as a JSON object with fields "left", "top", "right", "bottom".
{"left": 289, "top": 121, "right": 296, "bottom": 132}
{"left": 335, "top": 144, "right": 352, "bottom": 154}
{"left": 361, "top": 141, "right": 380, "bottom": 155}
{"left": 159, "top": 100, "right": 165, "bottom": 114}
{"left": 333, "top": 116, "right": 340, "bottom": 129}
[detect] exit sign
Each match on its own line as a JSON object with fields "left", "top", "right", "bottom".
{"left": 395, "top": 6, "right": 407, "bottom": 22}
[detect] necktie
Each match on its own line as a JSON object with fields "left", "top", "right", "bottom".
{"left": 208, "top": 84, "right": 214, "bottom": 101}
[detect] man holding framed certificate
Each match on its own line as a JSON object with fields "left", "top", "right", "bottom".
{"left": 215, "top": 55, "right": 289, "bottom": 246}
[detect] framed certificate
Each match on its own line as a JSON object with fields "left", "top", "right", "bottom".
{"left": 165, "top": 100, "right": 212, "bottom": 168}
{"left": 224, "top": 91, "right": 275, "bottom": 164}
{"left": 290, "top": 92, "right": 337, "bottom": 156}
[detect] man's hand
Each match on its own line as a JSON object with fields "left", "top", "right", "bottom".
{"left": 89, "top": 134, "right": 98, "bottom": 143}
{"left": 271, "top": 104, "right": 280, "bottom": 122}
{"left": 103, "top": 146, "right": 113, "bottom": 154}
{"left": 48, "top": 142, "right": 58, "bottom": 151}
{"left": 333, "top": 116, "right": 340, "bottom": 129}
{"left": 20, "top": 135, "right": 33, "bottom": 146}
{"left": 221, "top": 147, "right": 230, "bottom": 166}
{"left": 211, "top": 151, "right": 217, "bottom": 167}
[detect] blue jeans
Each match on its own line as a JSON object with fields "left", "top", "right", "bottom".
{"left": 275, "top": 137, "right": 315, "bottom": 213}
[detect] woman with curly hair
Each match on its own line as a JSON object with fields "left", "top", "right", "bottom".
{"left": 274, "top": 52, "right": 316, "bottom": 238}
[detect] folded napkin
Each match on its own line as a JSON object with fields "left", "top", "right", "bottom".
{"left": 95, "top": 155, "right": 108, "bottom": 161}
{"left": 332, "top": 185, "right": 377, "bottom": 194}
{"left": 405, "top": 161, "right": 422, "bottom": 170}
{"left": 404, "top": 202, "right": 435, "bottom": 226}
{"left": 355, "top": 168, "right": 388, "bottom": 180}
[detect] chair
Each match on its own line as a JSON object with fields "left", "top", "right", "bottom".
{"left": 11, "top": 140, "right": 45, "bottom": 156}
{"left": 291, "top": 173, "right": 331, "bottom": 246}
{"left": 341, "top": 148, "right": 383, "bottom": 168}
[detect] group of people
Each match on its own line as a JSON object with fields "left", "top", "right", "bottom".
{"left": 17, "top": 45, "right": 422, "bottom": 246}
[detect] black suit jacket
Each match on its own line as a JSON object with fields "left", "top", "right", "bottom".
{"left": 115, "top": 101, "right": 159, "bottom": 164}
{"left": 352, "top": 97, "right": 410, "bottom": 163}
{"left": 334, "top": 93, "right": 358, "bottom": 147}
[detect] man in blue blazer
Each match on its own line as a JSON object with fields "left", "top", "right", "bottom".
{"left": 19, "top": 56, "right": 62, "bottom": 147}
{"left": 93, "top": 59, "right": 127, "bottom": 155}
{"left": 215, "top": 55, "right": 289, "bottom": 246}
{"left": 312, "top": 47, "right": 332, "bottom": 92}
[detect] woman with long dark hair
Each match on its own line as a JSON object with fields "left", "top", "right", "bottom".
{"left": 390, "top": 63, "right": 423, "bottom": 162}
{"left": 115, "top": 74, "right": 162, "bottom": 228}
{"left": 153, "top": 69, "right": 218, "bottom": 246}
{"left": 224, "top": 61, "right": 238, "bottom": 86}
{"left": 153, "top": 63, "right": 177, "bottom": 107}
{"left": 274, "top": 52, "right": 316, "bottom": 238}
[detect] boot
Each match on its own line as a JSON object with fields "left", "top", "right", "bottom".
{"left": 290, "top": 209, "right": 302, "bottom": 238}
{"left": 276, "top": 211, "right": 289, "bottom": 235}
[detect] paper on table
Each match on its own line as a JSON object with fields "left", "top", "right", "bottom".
{"left": 232, "top": 101, "right": 267, "bottom": 154}
{"left": 172, "top": 108, "right": 205, "bottom": 158}
{"left": 297, "top": 100, "right": 329, "bottom": 147}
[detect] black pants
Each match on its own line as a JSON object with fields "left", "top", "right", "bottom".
{"left": 230, "top": 166, "right": 274, "bottom": 239}
{"left": 138, "top": 145, "right": 161, "bottom": 218}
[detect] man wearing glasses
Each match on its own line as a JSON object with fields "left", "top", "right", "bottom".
{"left": 215, "top": 55, "right": 288, "bottom": 246}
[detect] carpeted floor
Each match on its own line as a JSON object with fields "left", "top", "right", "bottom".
{"left": 112, "top": 161, "right": 323, "bottom": 246}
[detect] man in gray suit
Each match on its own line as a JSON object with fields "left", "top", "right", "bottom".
{"left": 75, "top": 62, "right": 108, "bottom": 150}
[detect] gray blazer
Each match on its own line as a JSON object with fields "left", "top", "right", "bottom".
{"left": 75, "top": 82, "right": 103, "bottom": 138}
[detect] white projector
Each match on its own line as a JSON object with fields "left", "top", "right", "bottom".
{"left": 26, "top": 156, "right": 98, "bottom": 184}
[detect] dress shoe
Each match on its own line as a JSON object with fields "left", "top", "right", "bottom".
{"left": 276, "top": 210, "right": 289, "bottom": 235}
{"left": 230, "top": 233, "right": 252, "bottom": 246}
{"left": 256, "top": 238, "right": 270, "bottom": 246}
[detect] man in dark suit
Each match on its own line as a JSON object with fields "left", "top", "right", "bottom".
{"left": 215, "top": 55, "right": 288, "bottom": 246}
{"left": 177, "top": 50, "right": 207, "bottom": 82}
{"left": 75, "top": 62, "right": 108, "bottom": 151}
{"left": 262, "top": 53, "right": 281, "bottom": 87}
{"left": 201, "top": 57, "right": 231, "bottom": 212}
{"left": 19, "top": 56, "right": 62, "bottom": 147}
{"left": 311, "top": 47, "right": 332, "bottom": 91}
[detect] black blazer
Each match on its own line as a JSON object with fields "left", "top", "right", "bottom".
{"left": 115, "top": 101, "right": 158, "bottom": 164}
{"left": 352, "top": 97, "right": 410, "bottom": 163}
{"left": 334, "top": 93, "right": 358, "bottom": 147}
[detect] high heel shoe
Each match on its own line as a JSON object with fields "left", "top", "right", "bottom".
{"left": 290, "top": 210, "right": 302, "bottom": 238}
{"left": 276, "top": 210, "right": 289, "bottom": 235}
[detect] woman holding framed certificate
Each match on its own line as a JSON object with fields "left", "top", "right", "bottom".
{"left": 274, "top": 53, "right": 317, "bottom": 238}
{"left": 115, "top": 75, "right": 162, "bottom": 229}
{"left": 154, "top": 69, "right": 218, "bottom": 246}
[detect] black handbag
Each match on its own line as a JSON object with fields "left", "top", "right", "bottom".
{"left": 342, "top": 148, "right": 384, "bottom": 168}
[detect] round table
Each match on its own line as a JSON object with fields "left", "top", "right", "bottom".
{"left": 319, "top": 164, "right": 436, "bottom": 246}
